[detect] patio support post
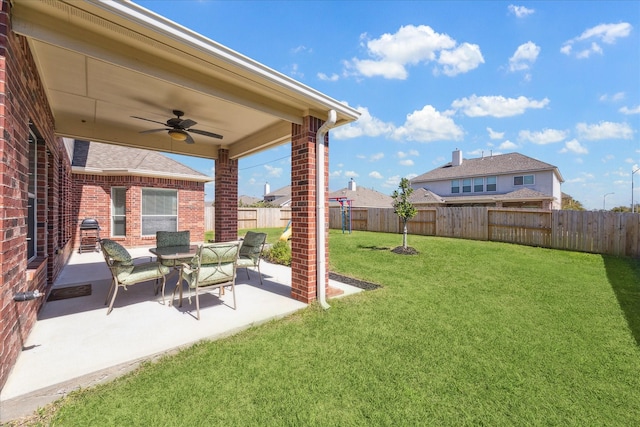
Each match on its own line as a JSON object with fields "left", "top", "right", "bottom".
{"left": 214, "top": 148, "right": 238, "bottom": 242}
{"left": 290, "top": 115, "right": 329, "bottom": 303}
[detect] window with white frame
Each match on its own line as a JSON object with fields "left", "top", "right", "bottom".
{"left": 141, "top": 188, "right": 177, "bottom": 236}
{"left": 486, "top": 176, "right": 497, "bottom": 192}
{"left": 514, "top": 175, "right": 534, "bottom": 186}
{"left": 462, "top": 178, "right": 472, "bottom": 193}
{"left": 451, "top": 179, "right": 460, "bottom": 193}
{"left": 111, "top": 187, "right": 127, "bottom": 237}
{"left": 473, "top": 177, "right": 484, "bottom": 192}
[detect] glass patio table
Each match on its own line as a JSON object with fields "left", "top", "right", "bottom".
{"left": 149, "top": 244, "right": 199, "bottom": 307}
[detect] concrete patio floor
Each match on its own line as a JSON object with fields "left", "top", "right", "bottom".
{"left": 0, "top": 246, "right": 362, "bottom": 422}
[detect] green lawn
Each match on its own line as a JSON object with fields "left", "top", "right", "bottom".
{"left": 26, "top": 231, "right": 640, "bottom": 425}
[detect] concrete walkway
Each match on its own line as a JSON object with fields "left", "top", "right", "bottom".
{"left": 0, "top": 247, "right": 362, "bottom": 422}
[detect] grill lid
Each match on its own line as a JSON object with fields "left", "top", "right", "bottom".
{"left": 80, "top": 218, "right": 100, "bottom": 229}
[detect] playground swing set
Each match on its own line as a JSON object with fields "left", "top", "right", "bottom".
{"left": 278, "top": 197, "right": 353, "bottom": 241}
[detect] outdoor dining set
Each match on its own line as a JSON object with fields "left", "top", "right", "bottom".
{"left": 99, "top": 231, "right": 267, "bottom": 319}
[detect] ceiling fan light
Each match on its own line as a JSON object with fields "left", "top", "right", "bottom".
{"left": 168, "top": 129, "right": 188, "bottom": 141}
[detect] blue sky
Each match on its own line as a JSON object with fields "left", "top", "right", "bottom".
{"left": 138, "top": 1, "right": 639, "bottom": 210}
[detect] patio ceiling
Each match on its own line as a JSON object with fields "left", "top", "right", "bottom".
{"left": 11, "top": 0, "right": 359, "bottom": 160}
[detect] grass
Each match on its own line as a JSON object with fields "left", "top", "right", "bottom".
{"left": 14, "top": 231, "right": 640, "bottom": 426}
{"left": 205, "top": 227, "right": 285, "bottom": 245}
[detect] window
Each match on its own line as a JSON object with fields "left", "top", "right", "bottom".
{"left": 451, "top": 180, "right": 460, "bottom": 194}
{"left": 486, "top": 176, "right": 497, "bottom": 192}
{"left": 142, "top": 188, "right": 177, "bottom": 236}
{"left": 111, "top": 187, "right": 127, "bottom": 237}
{"left": 514, "top": 175, "right": 534, "bottom": 186}
{"left": 462, "top": 178, "right": 472, "bottom": 193}
{"left": 474, "top": 177, "right": 484, "bottom": 192}
{"left": 27, "top": 128, "right": 37, "bottom": 261}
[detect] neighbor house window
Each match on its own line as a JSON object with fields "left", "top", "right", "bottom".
{"left": 27, "top": 127, "right": 37, "bottom": 261}
{"left": 141, "top": 188, "right": 177, "bottom": 236}
{"left": 514, "top": 175, "right": 534, "bottom": 186}
{"left": 486, "top": 176, "right": 497, "bottom": 192}
{"left": 111, "top": 187, "right": 127, "bottom": 237}
{"left": 462, "top": 178, "right": 472, "bottom": 193}
{"left": 451, "top": 180, "right": 460, "bottom": 194}
{"left": 474, "top": 177, "right": 484, "bottom": 192}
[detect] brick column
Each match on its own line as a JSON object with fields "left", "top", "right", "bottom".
{"left": 290, "top": 116, "right": 329, "bottom": 303}
{"left": 214, "top": 148, "right": 238, "bottom": 242}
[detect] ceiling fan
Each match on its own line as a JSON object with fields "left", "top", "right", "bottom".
{"left": 131, "top": 110, "right": 223, "bottom": 144}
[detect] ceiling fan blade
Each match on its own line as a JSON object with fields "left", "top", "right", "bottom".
{"left": 184, "top": 133, "right": 195, "bottom": 144}
{"left": 188, "top": 128, "right": 224, "bottom": 139}
{"left": 139, "top": 128, "right": 170, "bottom": 134}
{"left": 179, "top": 118, "right": 197, "bottom": 129}
{"left": 131, "top": 116, "right": 169, "bottom": 126}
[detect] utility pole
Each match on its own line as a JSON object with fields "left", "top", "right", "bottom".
{"left": 632, "top": 168, "right": 639, "bottom": 213}
{"left": 603, "top": 192, "right": 614, "bottom": 211}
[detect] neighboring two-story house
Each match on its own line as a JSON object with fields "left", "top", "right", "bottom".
{"left": 410, "top": 150, "right": 563, "bottom": 210}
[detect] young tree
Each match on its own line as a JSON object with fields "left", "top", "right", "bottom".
{"left": 392, "top": 178, "right": 417, "bottom": 249}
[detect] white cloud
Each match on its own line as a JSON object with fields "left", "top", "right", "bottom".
{"left": 392, "top": 105, "right": 464, "bottom": 142}
{"left": 576, "top": 121, "right": 634, "bottom": 140}
{"left": 345, "top": 170, "right": 359, "bottom": 178}
{"left": 317, "top": 72, "right": 339, "bottom": 82}
{"left": 620, "top": 105, "right": 640, "bottom": 115}
{"left": 291, "top": 45, "right": 312, "bottom": 54}
{"left": 399, "top": 159, "right": 414, "bottom": 166}
{"left": 332, "top": 106, "right": 395, "bottom": 139}
{"left": 509, "top": 41, "right": 540, "bottom": 72}
{"left": 397, "top": 150, "right": 419, "bottom": 158}
{"left": 519, "top": 128, "right": 568, "bottom": 145}
{"left": 487, "top": 127, "right": 504, "bottom": 140}
{"left": 264, "top": 164, "right": 283, "bottom": 177}
{"left": 561, "top": 22, "right": 632, "bottom": 58}
{"left": 330, "top": 170, "right": 342, "bottom": 177}
{"left": 370, "top": 152, "right": 385, "bottom": 161}
{"left": 600, "top": 92, "right": 625, "bottom": 102}
{"left": 383, "top": 175, "right": 402, "bottom": 188}
{"left": 508, "top": 5, "right": 534, "bottom": 17}
{"left": 499, "top": 140, "right": 518, "bottom": 150}
{"left": 452, "top": 95, "right": 549, "bottom": 117}
{"left": 437, "top": 43, "right": 485, "bottom": 76}
{"left": 602, "top": 154, "right": 615, "bottom": 163}
{"left": 345, "top": 24, "right": 482, "bottom": 79}
{"left": 369, "top": 171, "right": 383, "bottom": 179}
{"left": 559, "top": 139, "right": 589, "bottom": 154}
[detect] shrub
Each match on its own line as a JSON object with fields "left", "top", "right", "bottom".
{"left": 265, "top": 240, "right": 291, "bottom": 266}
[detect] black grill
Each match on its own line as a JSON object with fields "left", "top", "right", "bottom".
{"left": 79, "top": 218, "right": 100, "bottom": 253}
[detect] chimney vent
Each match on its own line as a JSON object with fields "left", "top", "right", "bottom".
{"left": 348, "top": 178, "right": 357, "bottom": 191}
{"left": 264, "top": 182, "right": 271, "bottom": 196}
{"left": 452, "top": 149, "right": 463, "bottom": 166}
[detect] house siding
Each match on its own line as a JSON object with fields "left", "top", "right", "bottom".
{"left": 72, "top": 174, "right": 205, "bottom": 248}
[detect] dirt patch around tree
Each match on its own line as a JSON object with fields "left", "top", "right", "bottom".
{"left": 391, "top": 246, "right": 419, "bottom": 255}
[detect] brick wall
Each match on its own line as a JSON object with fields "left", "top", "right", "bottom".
{"left": 71, "top": 174, "right": 205, "bottom": 248}
{"left": 290, "top": 116, "right": 329, "bottom": 303}
{"left": 214, "top": 148, "right": 238, "bottom": 242}
{"left": 0, "top": 0, "right": 70, "bottom": 390}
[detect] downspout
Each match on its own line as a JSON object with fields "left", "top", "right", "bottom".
{"left": 316, "top": 109, "right": 337, "bottom": 309}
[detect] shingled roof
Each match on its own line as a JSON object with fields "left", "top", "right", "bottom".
{"left": 71, "top": 140, "right": 210, "bottom": 182}
{"left": 329, "top": 186, "right": 393, "bottom": 208}
{"left": 412, "top": 152, "right": 563, "bottom": 183}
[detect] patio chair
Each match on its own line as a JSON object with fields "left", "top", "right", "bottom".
{"left": 236, "top": 231, "right": 267, "bottom": 285}
{"left": 178, "top": 241, "right": 241, "bottom": 320}
{"left": 155, "top": 230, "right": 191, "bottom": 268}
{"left": 100, "top": 239, "right": 170, "bottom": 315}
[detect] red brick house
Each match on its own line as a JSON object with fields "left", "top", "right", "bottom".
{"left": 71, "top": 140, "right": 210, "bottom": 248}
{"left": 0, "top": 0, "right": 359, "bottom": 390}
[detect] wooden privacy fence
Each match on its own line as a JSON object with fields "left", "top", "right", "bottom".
{"left": 329, "top": 206, "right": 640, "bottom": 258}
{"left": 205, "top": 207, "right": 291, "bottom": 231}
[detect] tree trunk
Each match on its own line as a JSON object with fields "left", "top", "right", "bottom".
{"left": 402, "top": 221, "right": 408, "bottom": 248}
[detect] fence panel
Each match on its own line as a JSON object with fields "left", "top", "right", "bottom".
{"left": 489, "top": 209, "right": 551, "bottom": 247}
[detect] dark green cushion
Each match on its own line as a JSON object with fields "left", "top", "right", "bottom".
{"left": 101, "top": 239, "right": 132, "bottom": 263}
{"left": 239, "top": 232, "right": 266, "bottom": 262}
{"left": 156, "top": 231, "right": 190, "bottom": 248}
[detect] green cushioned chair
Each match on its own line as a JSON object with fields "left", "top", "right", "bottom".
{"left": 179, "top": 241, "right": 241, "bottom": 320}
{"left": 100, "top": 239, "right": 170, "bottom": 315}
{"left": 155, "top": 231, "right": 191, "bottom": 268}
{"left": 236, "top": 231, "right": 267, "bottom": 285}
